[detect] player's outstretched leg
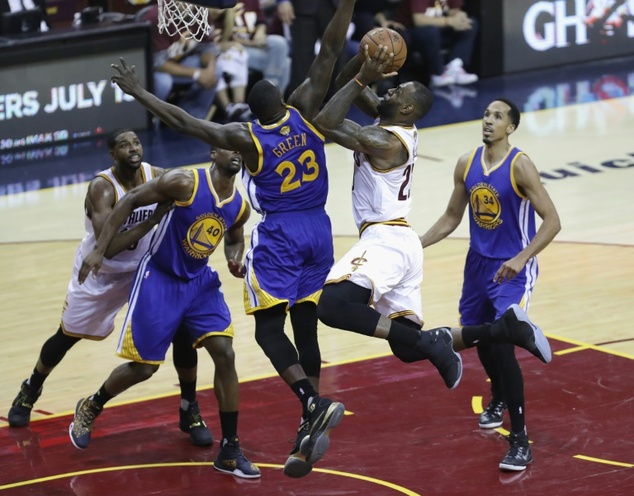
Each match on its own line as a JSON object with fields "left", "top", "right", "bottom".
{"left": 494, "top": 304, "right": 552, "bottom": 363}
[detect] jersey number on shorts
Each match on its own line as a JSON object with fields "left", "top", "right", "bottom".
{"left": 275, "top": 150, "right": 319, "bottom": 193}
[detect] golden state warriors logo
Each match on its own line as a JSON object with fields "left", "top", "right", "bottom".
{"left": 183, "top": 213, "right": 226, "bottom": 259}
{"left": 470, "top": 183, "right": 503, "bottom": 230}
{"left": 280, "top": 125, "right": 290, "bottom": 136}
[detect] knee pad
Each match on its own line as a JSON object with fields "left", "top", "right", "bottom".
{"left": 290, "top": 302, "right": 321, "bottom": 378}
{"left": 254, "top": 306, "right": 299, "bottom": 375}
{"left": 172, "top": 327, "right": 197, "bottom": 369}
{"left": 389, "top": 317, "right": 424, "bottom": 363}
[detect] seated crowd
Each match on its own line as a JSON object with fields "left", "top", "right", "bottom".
{"left": 2, "top": 0, "right": 480, "bottom": 122}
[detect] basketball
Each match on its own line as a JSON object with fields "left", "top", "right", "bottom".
{"left": 359, "top": 27, "right": 407, "bottom": 72}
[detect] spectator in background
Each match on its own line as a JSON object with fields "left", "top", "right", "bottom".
{"left": 0, "top": 0, "right": 50, "bottom": 31}
{"left": 351, "top": 0, "right": 404, "bottom": 42}
{"left": 276, "top": 0, "right": 349, "bottom": 98}
{"left": 396, "top": 0, "right": 479, "bottom": 87}
{"left": 226, "top": 0, "right": 291, "bottom": 96}
{"left": 210, "top": 6, "right": 251, "bottom": 122}
{"left": 144, "top": 5, "right": 217, "bottom": 120}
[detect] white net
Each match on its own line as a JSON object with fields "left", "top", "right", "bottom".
{"left": 157, "top": 0, "right": 213, "bottom": 42}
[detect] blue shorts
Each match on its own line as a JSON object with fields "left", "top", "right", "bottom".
{"left": 116, "top": 259, "right": 234, "bottom": 364}
{"left": 244, "top": 208, "right": 333, "bottom": 313}
{"left": 459, "top": 248, "right": 538, "bottom": 325}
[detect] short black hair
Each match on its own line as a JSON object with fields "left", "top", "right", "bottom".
{"left": 412, "top": 82, "right": 434, "bottom": 120}
{"left": 247, "top": 80, "right": 283, "bottom": 121}
{"left": 107, "top": 128, "right": 135, "bottom": 150}
{"left": 493, "top": 98, "right": 521, "bottom": 129}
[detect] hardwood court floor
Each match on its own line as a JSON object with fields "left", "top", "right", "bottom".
{"left": 1, "top": 339, "right": 633, "bottom": 495}
{"left": 1, "top": 95, "right": 633, "bottom": 494}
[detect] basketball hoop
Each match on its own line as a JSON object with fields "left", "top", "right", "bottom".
{"left": 157, "top": 0, "right": 213, "bottom": 42}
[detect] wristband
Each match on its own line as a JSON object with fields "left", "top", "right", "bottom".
{"left": 353, "top": 77, "right": 365, "bottom": 88}
{"left": 193, "top": 69, "right": 201, "bottom": 81}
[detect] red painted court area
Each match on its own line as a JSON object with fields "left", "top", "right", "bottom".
{"left": 2, "top": 338, "right": 633, "bottom": 496}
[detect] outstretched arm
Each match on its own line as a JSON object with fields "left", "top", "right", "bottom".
{"left": 111, "top": 58, "right": 255, "bottom": 155}
{"left": 287, "top": 0, "right": 357, "bottom": 120}
{"left": 78, "top": 169, "right": 193, "bottom": 283}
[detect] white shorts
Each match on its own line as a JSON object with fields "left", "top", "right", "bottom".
{"left": 325, "top": 224, "right": 424, "bottom": 325}
{"left": 215, "top": 46, "right": 249, "bottom": 91}
{"left": 60, "top": 247, "right": 135, "bottom": 340}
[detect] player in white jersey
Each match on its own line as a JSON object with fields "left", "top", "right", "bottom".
{"left": 7, "top": 129, "right": 213, "bottom": 447}
{"left": 312, "top": 48, "right": 553, "bottom": 395}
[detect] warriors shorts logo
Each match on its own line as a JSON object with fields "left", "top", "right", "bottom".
{"left": 183, "top": 214, "right": 226, "bottom": 259}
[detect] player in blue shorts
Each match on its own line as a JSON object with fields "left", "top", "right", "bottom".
{"left": 420, "top": 98, "right": 561, "bottom": 471}
{"left": 109, "top": 0, "right": 358, "bottom": 479}
{"left": 6, "top": 129, "right": 211, "bottom": 447}
{"left": 70, "top": 147, "right": 260, "bottom": 479}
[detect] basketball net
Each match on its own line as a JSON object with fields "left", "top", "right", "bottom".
{"left": 157, "top": 0, "right": 212, "bottom": 42}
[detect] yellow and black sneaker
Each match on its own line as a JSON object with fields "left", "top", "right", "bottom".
{"left": 213, "top": 437, "right": 261, "bottom": 479}
{"left": 179, "top": 400, "right": 213, "bottom": 447}
{"left": 69, "top": 397, "right": 102, "bottom": 450}
{"left": 8, "top": 379, "right": 42, "bottom": 427}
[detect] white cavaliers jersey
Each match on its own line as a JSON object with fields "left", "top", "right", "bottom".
{"left": 79, "top": 162, "right": 157, "bottom": 273}
{"left": 351, "top": 125, "right": 418, "bottom": 232}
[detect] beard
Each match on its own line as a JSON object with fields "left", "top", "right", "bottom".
{"left": 377, "top": 99, "right": 398, "bottom": 120}
{"left": 482, "top": 137, "right": 492, "bottom": 144}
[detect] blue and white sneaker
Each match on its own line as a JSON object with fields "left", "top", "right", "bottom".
{"left": 213, "top": 437, "right": 261, "bottom": 479}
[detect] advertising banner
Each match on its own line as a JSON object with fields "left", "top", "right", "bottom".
{"left": 0, "top": 47, "right": 148, "bottom": 151}
{"left": 504, "top": 0, "right": 634, "bottom": 72}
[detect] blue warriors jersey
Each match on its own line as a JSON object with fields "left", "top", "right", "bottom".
{"left": 146, "top": 168, "right": 248, "bottom": 280}
{"left": 244, "top": 105, "right": 328, "bottom": 213}
{"left": 464, "top": 146, "right": 536, "bottom": 259}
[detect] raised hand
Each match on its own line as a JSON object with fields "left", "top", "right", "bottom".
{"left": 357, "top": 45, "right": 397, "bottom": 86}
{"left": 111, "top": 57, "right": 140, "bottom": 95}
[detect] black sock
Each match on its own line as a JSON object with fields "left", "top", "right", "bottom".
{"left": 90, "top": 384, "right": 114, "bottom": 408}
{"left": 291, "top": 379, "right": 318, "bottom": 418}
{"left": 388, "top": 320, "right": 420, "bottom": 348}
{"left": 179, "top": 378, "right": 197, "bottom": 405}
{"left": 461, "top": 324, "right": 494, "bottom": 348}
{"left": 27, "top": 368, "right": 48, "bottom": 391}
{"left": 219, "top": 410, "right": 238, "bottom": 442}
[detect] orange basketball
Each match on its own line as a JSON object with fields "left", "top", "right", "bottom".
{"left": 359, "top": 27, "right": 407, "bottom": 72}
